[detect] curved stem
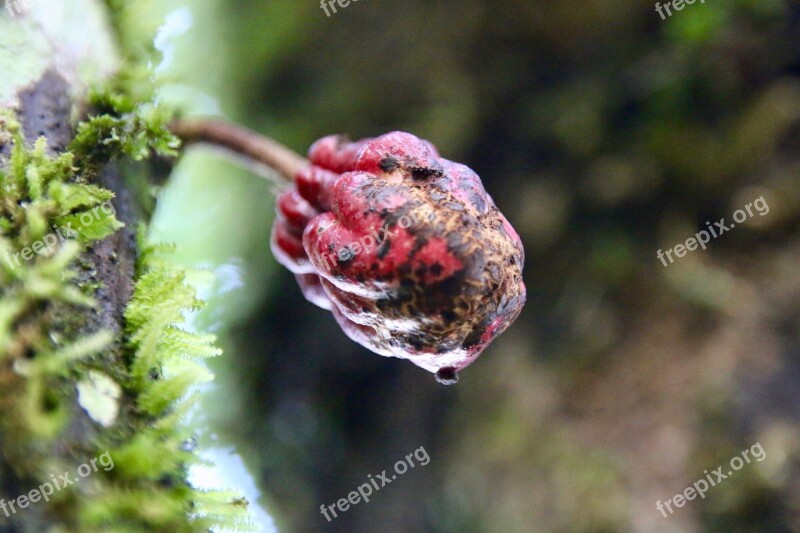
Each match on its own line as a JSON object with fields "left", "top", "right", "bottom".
{"left": 169, "top": 118, "right": 308, "bottom": 185}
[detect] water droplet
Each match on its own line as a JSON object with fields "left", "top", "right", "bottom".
{"left": 435, "top": 367, "right": 459, "bottom": 385}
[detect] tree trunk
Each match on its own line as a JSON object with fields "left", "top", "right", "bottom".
{"left": 0, "top": 3, "right": 252, "bottom": 531}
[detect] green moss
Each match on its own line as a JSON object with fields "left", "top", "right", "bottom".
{"left": 74, "top": 233, "right": 253, "bottom": 531}
{"left": 71, "top": 78, "right": 181, "bottom": 179}
{"left": 0, "top": 113, "right": 124, "bottom": 496}
{"left": 0, "top": 94, "right": 253, "bottom": 529}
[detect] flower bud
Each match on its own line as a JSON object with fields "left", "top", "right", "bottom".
{"left": 271, "top": 132, "right": 525, "bottom": 383}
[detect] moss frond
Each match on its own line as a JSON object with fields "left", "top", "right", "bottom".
{"left": 0, "top": 109, "right": 255, "bottom": 531}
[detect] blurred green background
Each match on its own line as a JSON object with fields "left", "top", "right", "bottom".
{"left": 122, "top": 0, "right": 800, "bottom": 531}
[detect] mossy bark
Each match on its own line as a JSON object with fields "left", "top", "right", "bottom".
{"left": 0, "top": 3, "right": 252, "bottom": 531}
{"left": 1, "top": 73, "right": 135, "bottom": 533}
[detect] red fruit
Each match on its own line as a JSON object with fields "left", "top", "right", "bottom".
{"left": 270, "top": 132, "right": 525, "bottom": 384}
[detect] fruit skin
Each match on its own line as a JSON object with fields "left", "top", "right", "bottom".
{"left": 270, "top": 131, "right": 526, "bottom": 383}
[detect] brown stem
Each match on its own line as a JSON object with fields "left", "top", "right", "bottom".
{"left": 169, "top": 118, "right": 308, "bottom": 185}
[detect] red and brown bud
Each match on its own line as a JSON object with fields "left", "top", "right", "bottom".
{"left": 271, "top": 131, "right": 525, "bottom": 383}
